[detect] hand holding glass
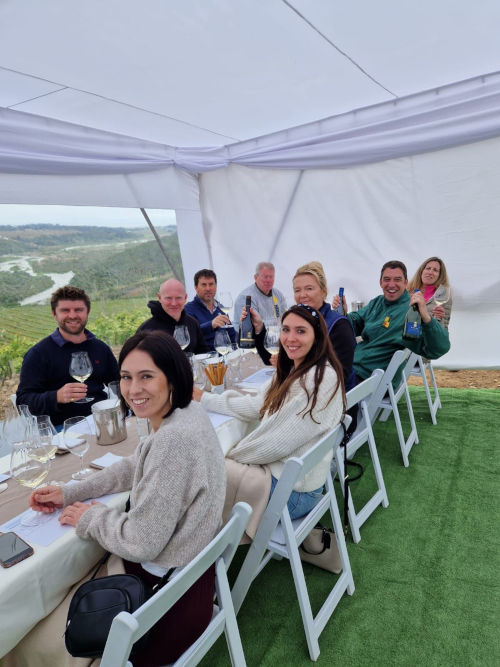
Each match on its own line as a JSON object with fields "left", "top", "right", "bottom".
{"left": 217, "top": 291, "right": 233, "bottom": 327}
{"left": 69, "top": 352, "right": 94, "bottom": 403}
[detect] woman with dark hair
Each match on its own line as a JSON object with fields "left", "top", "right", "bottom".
{"left": 13, "top": 331, "right": 225, "bottom": 667}
{"left": 195, "top": 304, "right": 345, "bottom": 520}
{"left": 408, "top": 257, "right": 452, "bottom": 329}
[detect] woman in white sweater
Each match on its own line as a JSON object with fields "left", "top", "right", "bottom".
{"left": 195, "top": 303, "right": 345, "bottom": 520}
{"left": 14, "top": 331, "right": 225, "bottom": 667}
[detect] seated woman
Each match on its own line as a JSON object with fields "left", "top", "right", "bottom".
{"left": 195, "top": 304, "right": 345, "bottom": 522}
{"left": 8, "top": 331, "right": 225, "bottom": 667}
{"left": 252, "top": 261, "right": 356, "bottom": 392}
{"left": 408, "top": 257, "right": 452, "bottom": 329}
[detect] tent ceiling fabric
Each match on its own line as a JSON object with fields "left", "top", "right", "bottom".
{"left": 1, "top": 0, "right": 500, "bottom": 369}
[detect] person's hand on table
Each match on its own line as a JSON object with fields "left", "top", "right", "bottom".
{"left": 57, "top": 382, "right": 88, "bottom": 404}
{"left": 192, "top": 387, "right": 204, "bottom": 402}
{"left": 59, "top": 501, "right": 101, "bottom": 527}
{"left": 240, "top": 306, "right": 264, "bottom": 334}
{"left": 211, "top": 314, "right": 231, "bottom": 329}
{"left": 410, "top": 290, "right": 431, "bottom": 323}
{"left": 30, "top": 485, "right": 64, "bottom": 513}
{"left": 433, "top": 305, "right": 445, "bottom": 320}
{"left": 269, "top": 353, "right": 278, "bottom": 368}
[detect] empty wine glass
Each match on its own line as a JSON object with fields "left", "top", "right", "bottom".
{"left": 214, "top": 329, "right": 231, "bottom": 361}
{"left": 63, "top": 416, "right": 92, "bottom": 480}
{"left": 173, "top": 325, "right": 190, "bottom": 351}
{"left": 69, "top": 351, "right": 94, "bottom": 403}
{"left": 217, "top": 291, "right": 233, "bottom": 328}
{"left": 10, "top": 442, "right": 51, "bottom": 526}
{"left": 192, "top": 360, "right": 207, "bottom": 391}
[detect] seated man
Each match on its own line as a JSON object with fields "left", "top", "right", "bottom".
{"left": 16, "top": 286, "right": 118, "bottom": 427}
{"left": 233, "top": 261, "right": 287, "bottom": 331}
{"left": 137, "top": 278, "right": 207, "bottom": 354}
{"left": 185, "top": 269, "right": 237, "bottom": 350}
{"left": 334, "top": 260, "right": 450, "bottom": 386}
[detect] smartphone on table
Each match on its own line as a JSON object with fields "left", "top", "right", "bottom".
{"left": 0, "top": 532, "right": 34, "bottom": 568}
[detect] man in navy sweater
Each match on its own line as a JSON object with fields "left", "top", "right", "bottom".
{"left": 185, "top": 269, "right": 237, "bottom": 350}
{"left": 16, "top": 286, "right": 118, "bottom": 427}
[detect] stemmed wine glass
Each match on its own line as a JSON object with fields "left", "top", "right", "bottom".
{"left": 214, "top": 329, "right": 231, "bottom": 361}
{"left": 69, "top": 351, "right": 94, "bottom": 403}
{"left": 63, "top": 416, "right": 92, "bottom": 480}
{"left": 10, "top": 442, "right": 51, "bottom": 526}
{"left": 432, "top": 285, "right": 451, "bottom": 321}
{"left": 173, "top": 325, "right": 190, "bottom": 351}
{"left": 192, "top": 360, "right": 206, "bottom": 391}
{"left": 217, "top": 291, "right": 233, "bottom": 328}
{"left": 264, "top": 326, "right": 280, "bottom": 358}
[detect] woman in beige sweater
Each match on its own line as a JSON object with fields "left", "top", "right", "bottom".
{"left": 195, "top": 304, "right": 346, "bottom": 520}
{"left": 10, "top": 331, "right": 225, "bottom": 667}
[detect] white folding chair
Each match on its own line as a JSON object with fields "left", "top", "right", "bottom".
{"left": 333, "top": 369, "right": 389, "bottom": 543}
{"left": 100, "top": 502, "right": 252, "bottom": 667}
{"left": 231, "top": 420, "right": 354, "bottom": 662}
{"left": 408, "top": 355, "right": 441, "bottom": 425}
{"left": 376, "top": 349, "right": 420, "bottom": 467}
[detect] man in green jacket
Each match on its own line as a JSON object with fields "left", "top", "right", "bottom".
{"left": 334, "top": 260, "right": 450, "bottom": 385}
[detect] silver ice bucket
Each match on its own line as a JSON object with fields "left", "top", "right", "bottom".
{"left": 91, "top": 399, "right": 127, "bottom": 446}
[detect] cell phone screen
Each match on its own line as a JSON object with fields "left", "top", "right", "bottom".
{"left": 0, "top": 532, "right": 34, "bottom": 567}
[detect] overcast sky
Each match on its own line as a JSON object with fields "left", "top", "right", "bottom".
{"left": 0, "top": 204, "right": 176, "bottom": 228}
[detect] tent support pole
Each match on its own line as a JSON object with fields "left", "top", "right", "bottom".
{"left": 268, "top": 170, "right": 304, "bottom": 262}
{"left": 140, "top": 208, "right": 181, "bottom": 281}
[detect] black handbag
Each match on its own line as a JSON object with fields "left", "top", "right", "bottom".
{"left": 65, "top": 552, "right": 173, "bottom": 658}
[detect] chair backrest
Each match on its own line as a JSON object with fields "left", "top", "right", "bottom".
{"left": 100, "top": 502, "right": 252, "bottom": 667}
{"left": 232, "top": 419, "right": 349, "bottom": 614}
{"left": 365, "top": 348, "right": 412, "bottom": 422}
{"left": 346, "top": 369, "right": 384, "bottom": 412}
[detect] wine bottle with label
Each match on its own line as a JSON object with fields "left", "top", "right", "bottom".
{"left": 239, "top": 296, "right": 256, "bottom": 349}
{"left": 335, "top": 287, "right": 345, "bottom": 316}
{"left": 402, "top": 290, "right": 422, "bottom": 340}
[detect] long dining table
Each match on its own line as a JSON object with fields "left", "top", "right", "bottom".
{"left": 0, "top": 360, "right": 269, "bottom": 658}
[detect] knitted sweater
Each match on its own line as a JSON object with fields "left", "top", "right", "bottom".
{"left": 63, "top": 402, "right": 226, "bottom": 569}
{"left": 349, "top": 291, "right": 450, "bottom": 383}
{"left": 201, "top": 364, "right": 343, "bottom": 492}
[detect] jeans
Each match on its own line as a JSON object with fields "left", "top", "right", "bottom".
{"left": 270, "top": 476, "right": 323, "bottom": 520}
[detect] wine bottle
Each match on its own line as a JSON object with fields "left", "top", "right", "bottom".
{"left": 335, "top": 287, "right": 345, "bottom": 316}
{"left": 402, "top": 290, "right": 422, "bottom": 340}
{"left": 239, "top": 296, "right": 255, "bottom": 349}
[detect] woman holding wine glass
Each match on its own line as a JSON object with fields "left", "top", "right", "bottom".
{"left": 408, "top": 257, "right": 452, "bottom": 329}
{"left": 10, "top": 331, "right": 225, "bottom": 667}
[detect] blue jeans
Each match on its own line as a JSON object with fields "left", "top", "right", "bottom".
{"left": 270, "top": 476, "right": 323, "bottom": 520}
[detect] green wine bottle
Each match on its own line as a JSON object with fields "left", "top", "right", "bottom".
{"left": 402, "top": 290, "right": 422, "bottom": 340}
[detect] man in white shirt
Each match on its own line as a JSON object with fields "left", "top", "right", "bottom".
{"left": 233, "top": 262, "right": 287, "bottom": 331}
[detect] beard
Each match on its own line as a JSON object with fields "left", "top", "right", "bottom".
{"left": 58, "top": 319, "right": 87, "bottom": 336}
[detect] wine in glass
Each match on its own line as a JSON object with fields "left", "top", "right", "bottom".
{"left": 264, "top": 327, "right": 280, "bottom": 357}
{"left": 10, "top": 443, "right": 51, "bottom": 526}
{"left": 63, "top": 416, "right": 92, "bottom": 480}
{"left": 214, "top": 329, "right": 231, "bottom": 361}
{"left": 69, "top": 351, "right": 94, "bottom": 403}
{"left": 31, "top": 425, "right": 58, "bottom": 463}
{"left": 173, "top": 325, "right": 190, "bottom": 351}
{"left": 432, "top": 285, "right": 451, "bottom": 321}
{"left": 217, "top": 291, "right": 233, "bottom": 328}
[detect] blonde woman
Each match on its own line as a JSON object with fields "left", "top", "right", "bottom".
{"left": 408, "top": 257, "right": 452, "bottom": 329}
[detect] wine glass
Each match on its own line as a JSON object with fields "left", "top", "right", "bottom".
{"left": 192, "top": 360, "right": 207, "bottom": 391}
{"left": 214, "top": 329, "right": 231, "bottom": 361}
{"left": 226, "top": 344, "right": 242, "bottom": 387}
{"left": 217, "top": 291, "right": 233, "bottom": 328}
{"left": 63, "top": 416, "right": 92, "bottom": 480}
{"left": 10, "top": 442, "right": 51, "bottom": 526}
{"left": 264, "top": 327, "right": 280, "bottom": 357}
{"left": 32, "top": 425, "right": 58, "bottom": 463}
{"left": 173, "top": 325, "right": 190, "bottom": 351}
{"left": 69, "top": 352, "right": 94, "bottom": 403}
{"left": 432, "top": 285, "right": 451, "bottom": 320}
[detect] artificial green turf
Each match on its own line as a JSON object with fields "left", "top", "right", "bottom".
{"left": 200, "top": 387, "right": 500, "bottom": 666}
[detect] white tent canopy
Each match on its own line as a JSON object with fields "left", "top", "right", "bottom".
{"left": 1, "top": 0, "right": 499, "bottom": 368}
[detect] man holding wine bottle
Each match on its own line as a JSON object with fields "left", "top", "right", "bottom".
{"left": 233, "top": 262, "right": 287, "bottom": 332}
{"left": 137, "top": 278, "right": 207, "bottom": 354}
{"left": 185, "top": 269, "right": 237, "bottom": 350}
{"left": 332, "top": 261, "right": 450, "bottom": 386}
{"left": 16, "top": 286, "right": 119, "bottom": 427}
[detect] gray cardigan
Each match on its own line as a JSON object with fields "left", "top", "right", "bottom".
{"left": 63, "top": 401, "right": 226, "bottom": 569}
